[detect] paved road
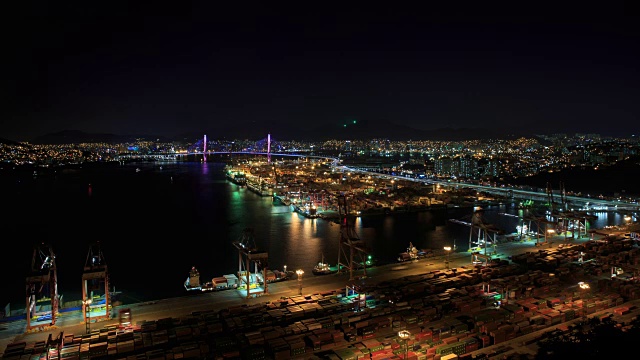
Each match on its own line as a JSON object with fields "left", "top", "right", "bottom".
{"left": 0, "top": 235, "right": 599, "bottom": 356}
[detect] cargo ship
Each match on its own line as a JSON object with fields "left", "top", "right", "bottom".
{"left": 225, "top": 168, "right": 247, "bottom": 186}
{"left": 272, "top": 194, "right": 291, "bottom": 206}
{"left": 254, "top": 269, "right": 294, "bottom": 283}
{"left": 293, "top": 203, "right": 320, "bottom": 219}
{"left": 184, "top": 266, "right": 292, "bottom": 293}
{"left": 183, "top": 267, "right": 211, "bottom": 292}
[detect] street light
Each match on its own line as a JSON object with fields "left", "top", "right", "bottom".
{"left": 296, "top": 269, "right": 304, "bottom": 295}
{"left": 397, "top": 330, "right": 411, "bottom": 359}
{"left": 444, "top": 246, "right": 452, "bottom": 269}
{"left": 82, "top": 298, "right": 93, "bottom": 334}
{"left": 546, "top": 228, "right": 555, "bottom": 247}
{"left": 578, "top": 282, "right": 590, "bottom": 320}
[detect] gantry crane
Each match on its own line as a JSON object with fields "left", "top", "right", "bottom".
{"left": 82, "top": 241, "right": 111, "bottom": 324}
{"left": 546, "top": 182, "right": 561, "bottom": 219}
{"left": 26, "top": 242, "right": 59, "bottom": 331}
{"left": 545, "top": 182, "right": 592, "bottom": 240}
{"left": 336, "top": 194, "right": 369, "bottom": 280}
{"left": 232, "top": 227, "right": 270, "bottom": 299}
{"left": 522, "top": 211, "right": 557, "bottom": 246}
{"left": 449, "top": 207, "right": 504, "bottom": 265}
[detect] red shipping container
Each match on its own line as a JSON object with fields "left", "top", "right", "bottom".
{"left": 416, "top": 330, "right": 433, "bottom": 343}
{"left": 490, "top": 331, "right": 506, "bottom": 345}
{"left": 441, "top": 336, "right": 456, "bottom": 344}
{"left": 479, "top": 335, "right": 490, "bottom": 348}
{"left": 466, "top": 341, "right": 480, "bottom": 353}
{"left": 614, "top": 307, "right": 629, "bottom": 315}
{"left": 370, "top": 349, "right": 389, "bottom": 357}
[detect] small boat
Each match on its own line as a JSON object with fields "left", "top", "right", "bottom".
{"left": 313, "top": 254, "right": 337, "bottom": 275}
{"left": 397, "top": 242, "right": 433, "bottom": 262}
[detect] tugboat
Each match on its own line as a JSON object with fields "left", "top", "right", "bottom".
{"left": 312, "top": 254, "right": 337, "bottom": 275}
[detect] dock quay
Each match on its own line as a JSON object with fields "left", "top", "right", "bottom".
{"left": 2, "top": 227, "right": 640, "bottom": 359}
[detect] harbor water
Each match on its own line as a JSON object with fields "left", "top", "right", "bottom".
{"left": 0, "top": 161, "right": 630, "bottom": 308}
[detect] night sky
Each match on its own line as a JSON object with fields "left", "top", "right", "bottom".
{"left": 3, "top": 2, "right": 640, "bottom": 142}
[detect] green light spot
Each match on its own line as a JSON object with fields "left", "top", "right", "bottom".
{"left": 353, "top": 120, "right": 357, "bottom": 124}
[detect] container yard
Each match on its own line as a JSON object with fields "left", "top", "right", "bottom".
{"left": 3, "top": 232, "right": 640, "bottom": 359}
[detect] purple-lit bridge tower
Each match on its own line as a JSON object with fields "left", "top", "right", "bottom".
{"left": 267, "top": 133, "right": 271, "bottom": 163}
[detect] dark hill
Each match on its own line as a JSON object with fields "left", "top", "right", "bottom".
{"left": 31, "top": 130, "right": 174, "bottom": 145}
{"left": 0, "top": 137, "right": 24, "bottom": 145}
{"left": 507, "top": 157, "right": 640, "bottom": 197}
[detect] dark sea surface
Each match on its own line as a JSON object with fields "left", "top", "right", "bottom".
{"left": 0, "top": 161, "right": 629, "bottom": 308}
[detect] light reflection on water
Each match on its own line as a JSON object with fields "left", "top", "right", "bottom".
{"left": 0, "top": 161, "right": 632, "bottom": 305}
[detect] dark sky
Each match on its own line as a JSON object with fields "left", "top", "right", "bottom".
{"left": 2, "top": 2, "right": 640, "bottom": 141}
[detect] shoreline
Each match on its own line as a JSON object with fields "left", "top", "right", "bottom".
{"left": 3, "top": 230, "right": 640, "bottom": 358}
{"left": 4, "top": 220, "right": 635, "bottom": 323}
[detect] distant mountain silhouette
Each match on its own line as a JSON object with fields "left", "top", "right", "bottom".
{"left": 0, "top": 137, "right": 24, "bottom": 145}
{"left": 31, "top": 130, "right": 174, "bottom": 145}
{"left": 507, "top": 157, "right": 640, "bottom": 197}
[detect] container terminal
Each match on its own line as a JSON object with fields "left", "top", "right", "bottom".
{"left": 3, "top": 166, "right": 640, "bottom": 359}
{"left": 2, "top": 221, "right": 640, "bottom": 359}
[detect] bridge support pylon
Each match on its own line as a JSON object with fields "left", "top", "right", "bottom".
{"left": 267, "top": 133, "right": 271, "bottom": 163}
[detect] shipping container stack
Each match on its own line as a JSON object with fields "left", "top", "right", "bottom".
{"left": 5, "top": 239, "right": 640, "bottom": 360}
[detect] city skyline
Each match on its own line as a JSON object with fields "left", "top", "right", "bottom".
{"left": 3, "top": 3, "right": 639, "bottom": 142}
